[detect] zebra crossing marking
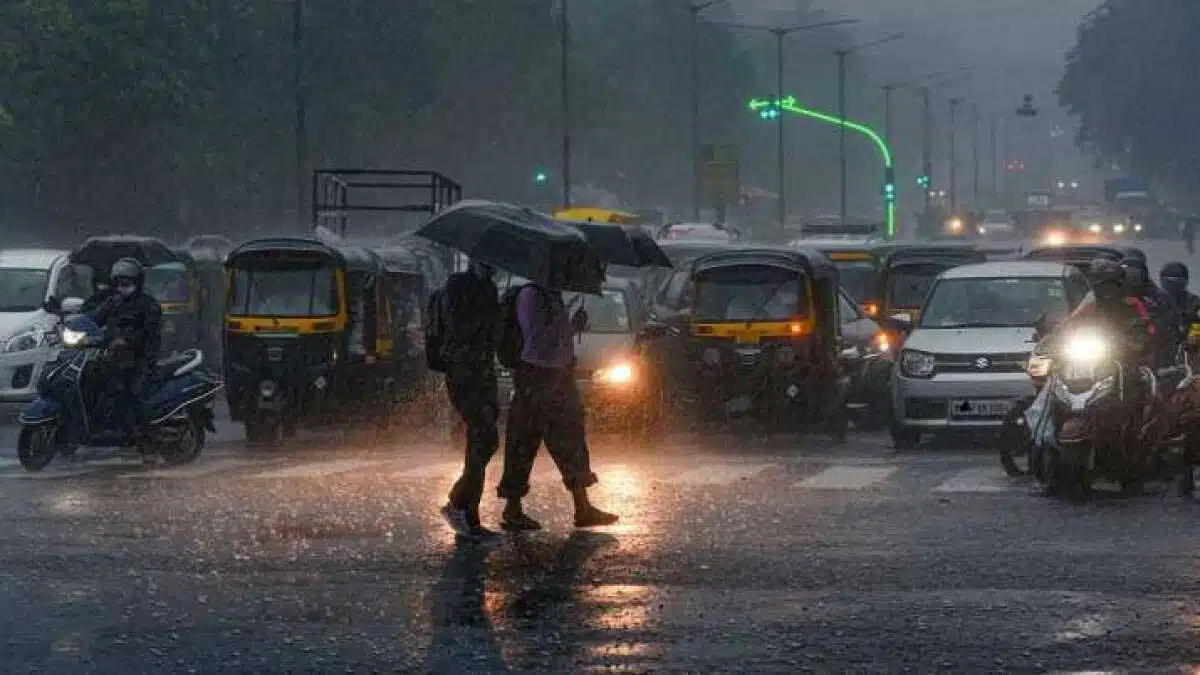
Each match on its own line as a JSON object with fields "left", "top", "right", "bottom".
{"left": 246, "top": 458, "right": 389, "bottom": 480}
{"left": 795, "top": 465, "right": 897, "bottom": 490}
{"left": 932, "top": 466, "right": 1022, "bottom": 493}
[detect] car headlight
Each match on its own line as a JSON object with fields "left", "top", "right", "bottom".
{"left": 1088, "top": 223, "right": 1102, "bottom": 234}
{"left": 60, "top": 328, "right": 87, "bottom": 348}
{"left": 901, "top": 349, "right": 935, "bottom": 377}
{"left": 946, "top": 218, "right": 964, "bottom": 233}
{"left": 1063, "top": 331, "right": 1107, "bottom": 365}
{"left": 594, "top": 362, "right": 634, "bottom": 385}
{"left": 1133, "top": 223, "right": 1143, "bottom": 232}
{"left": 1113, "top": 223, "right": 1126, "bottom": 234}
{"left": 977, "top": 226, "right": 988, "bottom": 235}
{"left": 5, "top": 330, "right": 39, "bottom": 353}
{"left": 260, "top": 380, "right": 278, "bottom": 398}
{"left": 701, "top": 348, "right": 721, "bottom": 365}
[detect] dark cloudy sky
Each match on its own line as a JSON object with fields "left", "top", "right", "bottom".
{"left": 732, "top": 0, "right": 1103, "bottom": 114}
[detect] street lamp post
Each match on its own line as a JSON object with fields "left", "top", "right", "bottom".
{"left": 688, "top": 1, "right": 725, "bottom": 219}
{"left": 293, "top": 0, "right": 307, "bottom": 227}
{"left": 835, "top": 32, "right": 904, "bottom": 226}
{"left": 949, "top": 97, "right": 961, "bottom": 212}
{"left": 717, "top": 18, "right": 859, "bottom": 229}
{"left": 971, "top": 102, "right": 980, "bottom": 210}
{"left": 559, "top": 0, "right": 571, "bottom": 209}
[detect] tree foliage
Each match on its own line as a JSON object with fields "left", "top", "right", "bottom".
{"left": 0, "top": 0, "right": 873, "bottom": 240}
{"left": 1058, "top": 0, "right": 1200, "bottom": 201}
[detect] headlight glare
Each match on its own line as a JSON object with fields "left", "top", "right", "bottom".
{"left": 1064, "top": 332, "right": 1107, "bottom": 365}
{"left": 901, "top": 349, "right": 935, "bottom": 377}
{"left": 595, "top": 362, "right": 635, "bottom": 385}
{"left": 60, "top": 328, "right": 87, "bottom": 348}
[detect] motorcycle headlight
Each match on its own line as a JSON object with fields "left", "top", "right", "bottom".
{"left": 60, "top": 328, "right": 87, "bottom": 348}
{"left": 594, "top": 362, "right": 635, "bottom": 385}
{"left": 5, "top": 330, "right": 39, "bottom": 353}
{"left": 260, "top": 380, "right": 278, "bottom": 398}
{"left": 901, "top": 349, "right": 935, "bottom": 377}
{"left": 1064, "top": 332, "right": 1108, "bottom": 365}
{"left": 872, "top": 332, "right": 891, "bottom": 354}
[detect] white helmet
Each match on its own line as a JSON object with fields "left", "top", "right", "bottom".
{"left": 110, "top": 257, "right": 144, "bottom": 284}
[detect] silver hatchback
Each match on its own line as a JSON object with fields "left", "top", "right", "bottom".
{"left": 889, "top": 261, "right": 1090, "bottom": 449}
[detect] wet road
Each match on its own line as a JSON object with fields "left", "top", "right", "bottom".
{"left": 1, "top": 237, "right": 1199, "bottom": 672}
{"left": 1, "top": 411, "right": 1200, "bottom": 673}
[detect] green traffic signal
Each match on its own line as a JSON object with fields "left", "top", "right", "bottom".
{"left": 533, "top": 170, "right": 549, "bottom": 185}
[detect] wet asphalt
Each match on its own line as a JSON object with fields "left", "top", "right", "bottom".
{"left": 1, "top": 238, "right": 1199, "bottom": 673}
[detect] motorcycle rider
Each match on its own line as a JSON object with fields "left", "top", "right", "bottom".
{"left": 1065, "top": 258, "right": 1154, "bottom": 356}
{"left": 1159, "top": 261, "right": 1200, "bottom": 341}
{"left": 1122, "top": 255, "right": 1178, "bottom": 366}
{"left": 89, "top": 258, "right": 162, "bottom": 457}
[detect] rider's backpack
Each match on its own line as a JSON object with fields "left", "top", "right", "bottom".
{"left": 424, "top": 289, "right": 448, "bottom": 372}
{"left": 497, "top": 284, "right": 544, "bottom": 369}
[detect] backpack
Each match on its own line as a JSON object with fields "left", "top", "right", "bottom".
{"left": 497, "top": 285, "right": 529, "bottom": 369}
{"left": 424, "top": 289, "right": 448, "bottom": 372}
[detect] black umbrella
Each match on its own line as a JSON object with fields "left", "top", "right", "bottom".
{"left": 414, "top": 200, "right": 603, "bottom": 293}
{"left": 563, "top": 221, "right": 673, "bottom": 268}
{"left": 70, "top": 236, "right": 180, "bottom": 272}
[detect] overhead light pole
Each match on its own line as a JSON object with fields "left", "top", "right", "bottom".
{"left": 293, "top": 0, "right": 307, "bottom": 227}
{"left": 717, "top": 18, "right": 860, "bottom": 229}
{"left": 918, "top": 68, "right": 970, "bottom": 212}
{"left": 949, "top": 97, "right": 962, "bottom": 212}
{"left": 687, "top": 0, "right": 726, "bottom": 219}
{"left": 559, "top": 0, "right": 571, "bottom": 208}
{"left": 834, "top": 32, "right": 904, "bottom": 226}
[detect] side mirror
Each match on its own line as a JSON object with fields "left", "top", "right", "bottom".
{"left": 61, "top": 297, "right": 84, "bottom": 314}
{"left": 42, "top": 297, "right": 62, "bottom": 314}
{"left": 640, "top": 321, "right": 673, "bottom": 340}
{"left": 885, "top": 313, "right": 913, "bottom": 331}
{"left": 839, "top": 346, "right": 860, "bottom": 360}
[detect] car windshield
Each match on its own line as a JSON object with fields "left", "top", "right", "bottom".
{"left": 886, "top": 264, "right": 947, "bottom": 308}
{"left": 662, "top": 224, "right": 733, "bottom": 241}
{"left": 0, "top": 268, "right": 49, "bottom": 312}
{"left": 919, "top": 277, "right": 1070, "bottom": 328}
{"left": 229, "top": 262, "right": 338, "bottom": 316}
{"left": 694, "top": 264, "right": 807, "bottom": 322}
{"left": 832, "top": 260, "right": 878, "bottom": 303}
{"left": 143, "top": 263, "right": 190, "bottom": 303}
{"left": 564, "top": 289, "right": 632, "bottom": 333}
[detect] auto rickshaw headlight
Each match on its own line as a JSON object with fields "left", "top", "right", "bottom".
{"left": 701, "top": 348, "right": 721, "bottom": 365}
{"left": 776, "top": 346, "right": 795, "bottom": 364}
{"left": 260, "top": 380, "right": 278, "bottom": 398}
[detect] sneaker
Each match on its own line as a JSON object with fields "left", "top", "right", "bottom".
{"left": 501, "top": 511, "right": 543, "bottom": 532}
{"left": 440, "top": 503, "right": 471, "bottom": 537}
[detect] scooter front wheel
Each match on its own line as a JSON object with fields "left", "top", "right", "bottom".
{"left": 160, "top": 416, "right": 204, "bottom": 466}
{"left": 18, "top": 425, "right": 59, "bottom": 472}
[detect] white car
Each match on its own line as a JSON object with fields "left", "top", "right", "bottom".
{"left": 0, "top": 249, "right": 91, "bottom": 402}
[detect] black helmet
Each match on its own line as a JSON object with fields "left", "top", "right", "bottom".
{"left": 1161, "top": 261, "right": 1189, "bottom": 280}
{"left": 1120, "top": 256, "right": 1148, "bottom": 286}
{"left": 110, "top": 257, "right": 144, "bottom": 284}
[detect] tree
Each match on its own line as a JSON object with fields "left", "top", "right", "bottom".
{"left": 1058, "top": 0, "right": 1200, "bottom": 202}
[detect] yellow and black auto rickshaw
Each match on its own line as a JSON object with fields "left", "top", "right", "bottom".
{"left": 145, "top": 252, "right": 206, "bottom": 356}
{"left": 874, "top": 245, "right": 986, "bottom": 324}
{"left": 222, "top": 237, "right": 397, "bottom": 444}
{"left": 815, "top": 244, "right": 883, "bottom": 317}
{"left": 643, "top": 246, "right": 847, "bottom": 437}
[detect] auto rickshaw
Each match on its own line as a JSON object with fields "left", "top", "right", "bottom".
{"left": 1023, "top": 244, "right": 1144, "bottom": 281}
{"left": 814, "top": 244, "right": 883, "bottom": 316}
{"left": 643, "top": 246, "right": 847, "bottom": 437}
{"left": 222, "top": 237, "right": 397, "bottom": 444}
{"left": 143, "top": 252, "right": 205, "bottom": 355}
{"left": 874, "top": 245, "right": 987, "bottom": 324}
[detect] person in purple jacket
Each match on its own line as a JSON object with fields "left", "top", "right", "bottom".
{"left": 497, "top": 283, "right": 619, "bottom": 530}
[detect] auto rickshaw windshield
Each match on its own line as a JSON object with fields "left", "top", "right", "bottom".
{"left": 563, "top": 289, "right": 632, "bottom": 334}
{"left": 886, "top": 263, "right": 946, "bottom": 308}
{"left": 143, "top": 262, "right": 190, "bottom": 304}
{"left": 693, "top": 264, "right": 808, "bottom": 322}
{"left": 831, "top": 259, "right": 877, "bottom": 303}
{"left": 229, "top": 260, "right": 338, "bottom": 317}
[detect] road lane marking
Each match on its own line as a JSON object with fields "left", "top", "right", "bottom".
{"left": 795, "top": 466, "right": 897, "bottom": 490}
{"left": 932, "top": 466, "right": 1020, "bottom": 493}
{"left": 123, "top": 458, "right": 264, "bottom": 479}
{"left": 246, "top": 458, "right": 388, "bottom": 480}
{"left": 665, "top": 463, "right": 773, "bottom": 486}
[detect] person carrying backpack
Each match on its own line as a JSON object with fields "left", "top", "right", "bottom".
{"left": 431, "top": 260, "right": 502, "bottom": 539}
{"left": 494, "top": 282, "right": 619, "bottom": 531}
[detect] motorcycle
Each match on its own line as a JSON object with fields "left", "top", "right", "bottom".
{"left": 15, "top": 306, "right": 223, "bottom": 471}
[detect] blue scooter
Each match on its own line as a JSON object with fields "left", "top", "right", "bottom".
{"left": 16, "top": 300, "right": 224, "bottom": 471}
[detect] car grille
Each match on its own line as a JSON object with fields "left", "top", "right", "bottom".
{"left": 935, "top": 352, "right": 1027, "bottom": 374}
{"left": 905, "top": 397, "right": 947, "bottom": 420}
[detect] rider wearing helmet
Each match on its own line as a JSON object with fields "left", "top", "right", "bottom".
{"left": 1159, "top": 262, "right": 1200, "bottom": 340}
{"left": 1065, "top": 257, "right": 1154, "bottom": 359}
{"left": 1123, "top": 255, "right": 1179, "bottom": 365}
{"left": 89, "top": 258, "right": 163, "bottom": 447}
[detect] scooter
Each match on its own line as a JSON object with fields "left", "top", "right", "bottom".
{"left": 15, "top": 302, "right": 223, "bottom": 471}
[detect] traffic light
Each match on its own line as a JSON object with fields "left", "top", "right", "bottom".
{"left": 759, "top": 104, "right": 780, "bottom": 120}
{"left": 883, "top": 168, "right": 896, "bottom": 203}
{"left": 916, "top": 175, "right": 930, "bottom": 189}
{"left": 533, "top": 169, "right": 549, "bottom": 185}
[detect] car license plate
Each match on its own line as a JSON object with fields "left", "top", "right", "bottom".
{"left": 950, "top": 399, "right": 1011, "bottom": 418}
